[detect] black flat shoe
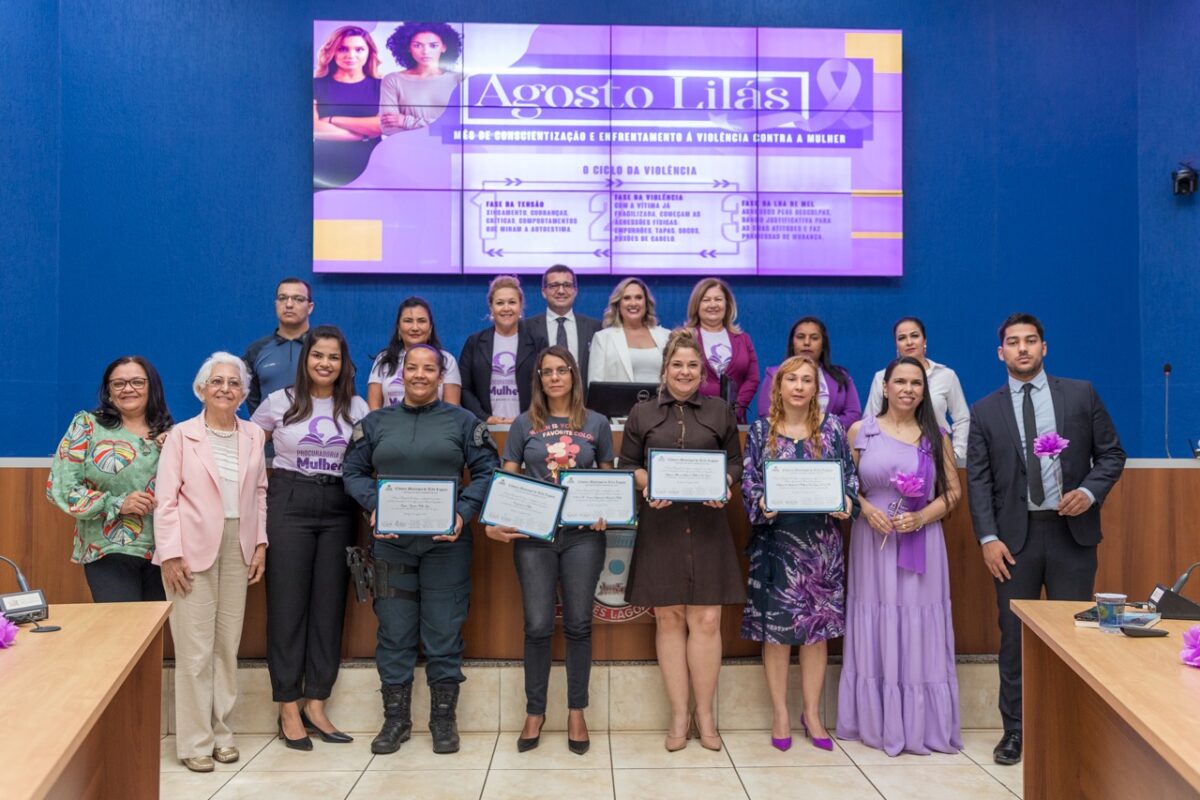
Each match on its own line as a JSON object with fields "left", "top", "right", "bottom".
{"left": 300, "top": 709, "right": 354, "bottom": 743}
{"left": 516, "top": 714, "right": 546, "bottom": 753}
{"left": 278, "top": 717, "right": 313, "bottom": 751}
{"left": 993, "top": 730, "right": 1022, "bottom": 765}
{"left": 568, "top": 737, "right": 590, "bottom": 755}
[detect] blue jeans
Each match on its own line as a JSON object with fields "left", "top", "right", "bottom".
{"left": 513, "top": 529, "right": 605, "bottom": 714}
{"left": 373, "top": 537, "right": 472, "bottom": 686}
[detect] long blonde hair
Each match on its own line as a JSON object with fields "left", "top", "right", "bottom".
{"left": 601, "top": 277, "right": 658, "bottom": 329}
{"left": 684, "top": 277, "right": 742, "bottom": 333}
{"left": 314, "top": 26, "right": 382, "bottom": 79}
{"left": 766, "top": 356, "right": 823, "bottom": 458}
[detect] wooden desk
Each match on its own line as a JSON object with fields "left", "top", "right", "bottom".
{"left": 0, "top": 602, "right": 170, "bottom": 799}
{"left": 1012, "top": 600, "right": 1200, "bottom": 799}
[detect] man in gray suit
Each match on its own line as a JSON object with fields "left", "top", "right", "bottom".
{"left": 526, "top": 265, "right": 603, "bottom": 392}
{"left": 967, "top": 312, "right": 1126, "bottom": 766}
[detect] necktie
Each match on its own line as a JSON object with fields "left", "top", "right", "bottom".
{"left": 555, "top": 316, "right": 569, "bottom": 350}
{"left": 1022, "top": 383, "right": 1045, "bottom": 506}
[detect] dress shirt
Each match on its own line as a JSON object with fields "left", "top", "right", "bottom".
{"left": 864, "top": 358, "right": 971, "bottom": 459}
{"left": 544, "top": 309, "right": 579, "bottom": 362}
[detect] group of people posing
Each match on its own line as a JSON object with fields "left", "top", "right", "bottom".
{"left": 46, "top": 266, "right": 1125, "bottom": 774}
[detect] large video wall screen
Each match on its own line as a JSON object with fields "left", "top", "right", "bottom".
{"left": 312, "top": 22, "right": 902, "bottom": 276}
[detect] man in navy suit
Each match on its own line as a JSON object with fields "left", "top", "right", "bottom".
{"left": 525, "top": 265, "right": 603, "bottom": 392}
{"left": 967, "top": 313, "right": 1125, "bottom": 766}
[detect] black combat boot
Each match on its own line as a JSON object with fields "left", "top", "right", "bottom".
{"left": 429, "top": 681, "right": 461, "bottom": 754}
{"left": 371, "top": 683, "right": 412, "bottom": 754}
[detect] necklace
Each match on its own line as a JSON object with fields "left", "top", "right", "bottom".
{"left": 879, "top": 415, "right": 920, "bottom": 442}
{"left": 205, "top": 420, "right": 236, "bottom": 438}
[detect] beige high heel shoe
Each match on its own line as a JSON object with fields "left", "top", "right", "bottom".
{"left": 665, "top": 716, "right": 690, "bottom": 751}
{"left": 693, "top": 713, "right": 722, "bottom": 752}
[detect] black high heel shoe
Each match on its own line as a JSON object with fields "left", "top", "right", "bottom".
{"left": 567, "top": 711, "right": 590, "bottom": 755}
{"left": 300, "top": 709, "right": 354, "bottom": 744}
{"left": 516, "top": 714, "right": 546, "bottom": 753}
{"left": 278, "top": 716, "right": 313, "bottom": 751}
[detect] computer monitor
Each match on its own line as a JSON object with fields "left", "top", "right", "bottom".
{"left": 585, "top": 382, "right": 660, "bottom": 419}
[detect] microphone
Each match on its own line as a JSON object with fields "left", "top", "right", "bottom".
{"left": 1163, "top": 363, "right": 1172, "bottom": 458}
{"left": 1149, "top": 560, "right": 1200, "bottom": 620}
{"left": 0, "top": 555, "right": 30, "bottom": 592}
{"left": 0, "top": 554, "right": 56, "bottom": 630}
{"left": 1171, "top": 560, "right": 1200, "bottom": 594}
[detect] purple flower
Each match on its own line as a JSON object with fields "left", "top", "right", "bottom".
{"left": 1183, "top": 625, "right": 1200, "bottom": 668}
{"left": 0, "top": 618, "right": 17, "bottom": 649}
{"left": 891, "top": 471, "right": 926, "bottom": 499}
{"left": 1034, "top": 432, "right": 1070, "bottom": 459}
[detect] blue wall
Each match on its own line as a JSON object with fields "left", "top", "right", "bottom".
{"left": 0, "top": 0, "right": 60, "bottom": 446}
{"left": 1136, "top": 0, "right": 1200, "bottom": 456}
{"left": 7, "top": 0, "right": 1188, "bottom": 456}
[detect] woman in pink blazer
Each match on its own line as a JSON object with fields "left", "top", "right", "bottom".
{"left": 685, "top": 277, "right": 760, "bottom": 423}
{"left": 154, "top": 351, "right": 268, "bottom": 773}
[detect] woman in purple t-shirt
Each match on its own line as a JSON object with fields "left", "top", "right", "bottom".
{"left": 312, "top": 25, "right": 383, "bottom": 189}
{"left": 252, "top": 325, "right": 369, "bottom": 750}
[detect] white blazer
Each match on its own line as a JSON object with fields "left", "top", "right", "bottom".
{"left": 587, "top": 325, "right": 672, "bottom": 384}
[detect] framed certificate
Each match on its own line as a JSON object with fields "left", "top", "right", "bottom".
{"left": 479, "top": 471, "right": 567, "bottom": 541}
{"left": 647, "top": 449, "right": 728, "bottom": 502}
{"left": 376, "top": 477, "right": 458, "bottom": 536}
{"left": 559, "top": 470, "right": 637, "bottom": 527}
{"left": 763, "top": 459, "right": 845, "bottom": 513}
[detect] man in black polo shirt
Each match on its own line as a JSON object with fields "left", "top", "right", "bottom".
{"left": 243, "top": 277, "right": 314, "bottom": 414}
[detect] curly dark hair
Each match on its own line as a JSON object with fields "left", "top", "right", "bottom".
{"left": 93, "top": 356, "right": 173, "bottom": 437}
{"left": 386, "top": 22, "right": 462, "bottom": 69}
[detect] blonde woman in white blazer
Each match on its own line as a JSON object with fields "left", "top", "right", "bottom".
{"left": 588, "top": 278, "right": 672, "bottom": 384}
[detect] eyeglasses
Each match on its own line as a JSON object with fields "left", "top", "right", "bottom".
{"left": 207, "top": 377, "right": 243, "bottom": 389}
{"left": 275, "top": 294, "right": 310, "bottom": 304}
{"left": 538, "top": 367, "right": 572, "bottom": 378}
{"left": 543, "top": 281, "right": 576, "bottom": 291}
{"left": 108, "top": 378, "right": 148, "bottom": 391}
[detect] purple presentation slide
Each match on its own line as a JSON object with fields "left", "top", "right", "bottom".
{"left": 312, "top": 21, "right": 902, "bottom": 276}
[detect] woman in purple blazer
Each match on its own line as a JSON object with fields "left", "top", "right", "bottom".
{"left": 685, "top": 278, "right": 760, "bottom": 423}
{"left": 757, "top": 317, "right": 861, "bottom": 429}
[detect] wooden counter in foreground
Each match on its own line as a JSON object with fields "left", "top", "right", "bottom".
{"left": 0, "top": 602, "right": 170, "bottom": 799}
{"left": 1012, "top": 600, "right": 1200, "bottom": 799}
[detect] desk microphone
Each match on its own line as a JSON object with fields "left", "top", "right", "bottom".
{"left": 1163, "top": 363, "right": 1172, "bottom": 458}
{"left": 1149, "top": 560, "right": 1200, "bottom": 620}
{"left": 0, "top": 554, "right": 58, "bottom": 632}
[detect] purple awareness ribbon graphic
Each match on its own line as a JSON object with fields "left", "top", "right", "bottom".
{"left": 712, "top": 58, "right": 873, "bottom": 134}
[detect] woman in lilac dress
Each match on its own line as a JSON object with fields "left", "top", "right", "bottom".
{"left": 837, "top": 356, "right": 962, "bottom": 756}
{"left": 741, "top": 356, "right": 858, "bottom": 752}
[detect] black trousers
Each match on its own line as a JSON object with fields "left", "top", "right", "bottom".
{"left": 994, "top": 511, "right": 1097, "bottom": 731}
{"left": 265, "top": 471, "right": 357, "bottom": 702}
{"left": 83, "top": 553, "right": 166, "bottom": 602}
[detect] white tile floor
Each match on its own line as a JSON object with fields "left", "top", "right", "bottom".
{"left": 158, "top": 728, "right": 1022, "bottom": 799}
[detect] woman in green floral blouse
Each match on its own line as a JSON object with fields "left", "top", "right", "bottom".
{"left": 47, "top": 356, "right": 174, "bottom": 601}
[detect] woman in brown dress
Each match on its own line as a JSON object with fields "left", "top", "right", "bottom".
{"left": 620, "top": 328, "right": 744, "bottom": 752}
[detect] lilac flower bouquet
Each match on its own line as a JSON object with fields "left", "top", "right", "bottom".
{"left": 1034, "top": 432, "right": 1070, "bottom": 498}
{"left": 881, "top": 471, "right": 927, "bottom": 550}
{"left": 0, "top": 617, "right": 17, "bottom": 649}
{"left": 1182, "top": 625, "right": 1200, "bottom": 669}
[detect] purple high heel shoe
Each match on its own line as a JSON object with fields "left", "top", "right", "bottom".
{"left": 771, "top": 735, "right": 793, "bottom": 752}
{"left": 800, "top": 713, "right": 834, "bottom": 752}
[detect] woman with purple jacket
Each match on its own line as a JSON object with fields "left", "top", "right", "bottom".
{"left": 757, "top": 317, "right": 861, "bottom": 429}
{"left": 684, "top": 278, "right": 760, "bottom": 423}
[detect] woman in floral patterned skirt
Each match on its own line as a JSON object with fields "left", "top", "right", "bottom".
{"left": 741, "top": 355, "right": 858, "bottom": 751}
